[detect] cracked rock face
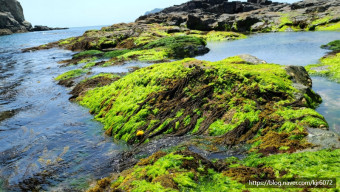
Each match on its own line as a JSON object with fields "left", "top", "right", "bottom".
{"left": 0, "top": 0, "right": 32, "bottom": 36}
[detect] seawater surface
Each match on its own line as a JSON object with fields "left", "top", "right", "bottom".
{"left": 0, "top": 27, "right": 128, "bottom": 191}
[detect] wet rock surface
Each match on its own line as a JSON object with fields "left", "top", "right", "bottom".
{"left": 136, "top": 0, "right": 340, "bottom": 32}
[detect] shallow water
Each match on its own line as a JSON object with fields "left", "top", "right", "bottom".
{"left": 312, "top": 77, "right": 340, "bottom": 134}
{"left": 1, "top": 29, "right": 340, "bottom": 191}
{"left": 0, "top": 27, "right": 127, "bottom": 191}
{"left": 197, "top": 31, "right": 340, "bottom": 66}
{"left": 92, "top": 62, "right": 151, "bottom": 74}
{"left": 198, "top": 31, "right": 340, "bottom": 134}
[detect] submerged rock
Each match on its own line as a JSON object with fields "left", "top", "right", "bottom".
{"left": 237, "top": 54, "right": 267, "bottom": 64}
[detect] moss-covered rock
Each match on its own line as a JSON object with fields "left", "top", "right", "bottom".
{"left": 31, "top": 23, "right": 248, "bottom": 86}
{"left": 87, "top": 149, "right": 340, "bottom": 192}
{"left": 321, "top": 40, "right": 340, "bottom": 52}
{"left": 306, "top": 40, "right": 340, "bottom": 83}
{"left": 69, "top": 73, "right": 120, "bottom": 100}
{"left": 77, "top": 56, "right": 325, "bottom": 155}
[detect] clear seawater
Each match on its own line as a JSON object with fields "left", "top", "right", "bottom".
{"left": 0, "top": 27, "right": 127, "bottom": 191}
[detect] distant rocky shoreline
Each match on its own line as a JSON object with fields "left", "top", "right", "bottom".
{"left": 0, "top": 0, "right": 68, "bottom": 36}
{"left": 137, "top": 0, "right": 340, "bottom": 32}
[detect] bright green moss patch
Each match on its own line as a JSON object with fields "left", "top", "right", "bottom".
{"left": 315, "top": 21, "right": 340, "bottom": 31}
{"left": 306, "top": 40, "right": 340, "bottom": 83}
{"left": 321, "top": 40, "right": 340, "bottom": 52}
{"left": 279, "top": 14, "right": 293, "bottom": 28}
{"left": 243, "top": 149, "right": 340, "bottom": 179}
{"left": 117, "top": 48, "right": 169, "bottom": 61}
{"left": 78, "top": 56, "right": 323, "bottom": 150}
{"left": 88, "top": 150, "right": 246, "bottom": 192}
{"left": 143, "top": 36, "right": 207, "bottom": 58}
{"left": 58, "top": 37, "right": 76, "bottom": 46}
{"left": 204, "top": 31, "right": 246, "bottom": 41}
{"left": 74, "top": 50, "right": 103, "bottom": 58}
{"left": 82, "top": 62, "right": 96, "bottom": 69}
{"left": 310, "top": 16, "right": 333, "bottom": 26}
{"left": 102, "top": 49, "right": 132, "bottom": 58}
{"left": 274, "top": 108, "right": 327, "bottom": 129}
{"left": 88, "top": 149, "right": 340, "bottom": 192}
{"left": 55, "top": 69, "right": 88, "bottom": 81}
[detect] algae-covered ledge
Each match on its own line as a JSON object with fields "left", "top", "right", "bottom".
{"left": 77, "top": 56, "right": 326, "bottom": 147}
{"left": 80, "top": 56, "right": 339, "bottom": 192}
{"left": 306, "top": 40, "right": 340, "bottom": 83}
{"left": 34, "top": 26, "right": 338, "bottom": 191}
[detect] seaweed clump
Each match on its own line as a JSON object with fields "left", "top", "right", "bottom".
{"left": 78, "top": 56, "right": 325, "bottom": 155}
{"left": 87, "top": 149, "right": 340, "bottom": 192}
{"left": 306, "top": 40, "right": 340, "bottom": 83}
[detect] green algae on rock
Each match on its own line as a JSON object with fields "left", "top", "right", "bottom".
{"left": 321, "top": 40, "right": 340, "bottom": 52}
{"left": 306, "top": 40, "right": 340, "bottom": 83}
{"left": 87, "top": 149, "right": 340, "bottom": 192}
{"left": 24, "top": 23, "right": 246, "bottom": 67}
{"left": 69, "top": 73, "right": 120, "bottom": 100}
{"left": 55, "top": 69, "right": 89, "bottom": 81}
{"left": 77, "top": 56, "right": 326, "bottom": 155}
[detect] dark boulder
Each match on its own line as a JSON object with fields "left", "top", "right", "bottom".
{"left": 0, "top": 0, "right": 31, "bottom": 35}
{"left": 285, "top": 66, "right": 312, "bottom": 88}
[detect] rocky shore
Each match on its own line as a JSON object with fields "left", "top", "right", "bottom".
{"left": 0, "top": 0, "right": 31, "bottom": 35}
{"left": 0, "top": 0, "right": 68, "bottom": 36}
{"left": 306, "top": 40, "right": 340, "bottom": 83}
{"left": 137, "top": 0, "right": 340, "bottom": 32}
{"left": 20, "top": 0, "right": 340, "bottom": 191}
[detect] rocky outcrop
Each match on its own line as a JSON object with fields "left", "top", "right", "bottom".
{"left": 0, "top": 0, "right": 32, "bottom": 35}
{"left": 144, "top": 8, "right": 163, "bottom": 16}
{"left": 31, "top": 25, "right": 68, "bottom": 31}
{"left": 0, "top": 0, "right": 68, "bottom": 36}
{"left": 136, "top": 0, "right": 340, "bottom": 32}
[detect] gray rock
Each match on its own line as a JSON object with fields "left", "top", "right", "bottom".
{"left": 285, "top": 66, "right": 312, "bottom": 88}
{"left": 31, "top": 25, "right": 68, "bottom": 31}
{"left": 237, "top": 54, "right": 267, "bottom": 64}
{"left": 0, "top": 0, "right": 31, "bottom": 35}
{"left": 306, "top": 128, "right": 340, "bottom": 150}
